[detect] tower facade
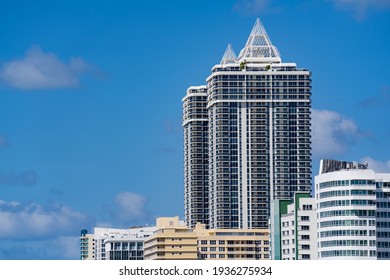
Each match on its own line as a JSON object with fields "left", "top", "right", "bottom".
{"left": 183, "top": 86, "right": 209, "bottom": 228}
{"left": 184, "top": 19, "right": 312, "bottom": 229}
{"left": 315, "top": 159, "right": 390, "bottom": 260}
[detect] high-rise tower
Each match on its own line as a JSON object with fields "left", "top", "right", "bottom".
{"left": 183, "top": 19, "right": 312, "bottom": 229}
{"left": 183, "top": 86, "right": 209, "bottom": 228}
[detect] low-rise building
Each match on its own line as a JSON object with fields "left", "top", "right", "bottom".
{"left": 80, "top": 226, "right": 156, "bottom": 260}
{"left": 270, "top": 193, "right": 317, "bottom": 260}
{"left": 144, "top": 217, "right": 198, "bottom": 260}
{"left": 195, "top": 224, "right": 269, "bottom": 260}
{"left": 83, "top": 217, "right": 271, "bottom": 260}
{"left": 80, "top": 229, "right": 94, "bottom": 260}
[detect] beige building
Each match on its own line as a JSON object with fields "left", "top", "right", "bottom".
{"left": 144, "top": 217, "right": 198, "bottom": 260}
{"left": 80, "top": 229, "right": 94, "bottom": 260}
{"left": 195, "top": 224, "right": 270, "bottom": 260}
{"left": 144, "top": 217, "right": 270, "bottom": 260}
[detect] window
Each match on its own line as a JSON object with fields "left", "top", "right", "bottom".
{"left": 301, "top": 216, "right": 309, "bottom": 221}
{"left": 303, "top": 204, "right": 313, "bottom": 211}
{"left": 301, "top": 225, "right": 310, "bottom": 231}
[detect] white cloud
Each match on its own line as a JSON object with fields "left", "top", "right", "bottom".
{"left": 0, "top": 46, "right": 91, "bottom": 90}
{"left": 115, "top": 192, "right": 148, "bottom": 222}
{"left": 101, "top": 191, "right": 151, "bottom": 227}
{"left": 312, "top": 109, "right": 361, "bottom": 159}
{"left": 328, "top": 0, "right": 390, "bottom": 19}
{"left": 360, "top": 157, "right": 390, "bottom": 172}
{"left": 47, "top": 236, "right": 80, "bottom": 259}
{"left": 0, "top": 200, "right": 93, "bottom": 240}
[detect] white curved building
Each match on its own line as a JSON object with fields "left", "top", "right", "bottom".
{"left": 315, "top": 159, "right": 390, "bottom": 260}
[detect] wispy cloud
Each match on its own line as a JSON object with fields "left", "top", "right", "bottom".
{"left": 233, "top": 0, "right": 284, "bottom": 15}
{"left": 115, "top": 192, "right": 148, "bottom": 222}
{"left": 152, "top": 120, "right": 180, "bottom": 153}
{"left": 101, "top": 191, "right": 152, "bottom": 227}
{"left": 0, "top": 45, "right": 93, "bottom": 90}
{"left": 163, "top": 120, "right": 175, "bottom": 134}
{"left": 312, "top": 109, "right": 362, "bottom": 159}
{"left": 360, "top": 156, "right": 390, "bottom": 172}
{"left": 0, "top": 200, "right": 93, "bottom": 240}
{"left": 327, "top": 0, "right": 390, "bottom": 20}
{"left": 0, "top": 134, "right": 9, "bottom": 147}
{"left": 49, "top": 187, "right": 65, "bottom": 197}
{"left": 358, "top": 85, "right": 390, "bottom": 108}
{"left": 234, "top": 0, "right": 269, "bottom": 15}
{"left": 0, "top": 236, "right": 80, "bottom": 260}
{"left": 153, "top": 145, "right": 176, "bottom": 154}
{"left": 0, "top": 170, "right": 38, "bottom": 186}
{"left": 161, "top": 119, "right": 182, "bottom": 135}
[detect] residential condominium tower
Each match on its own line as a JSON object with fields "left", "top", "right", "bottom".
{"left": 183, "top": 86, "right": 209, "bottom": 228}
{"left": 183, "top": 18, "right": 312, "bottom": 229}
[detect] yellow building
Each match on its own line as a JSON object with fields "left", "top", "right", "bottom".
{"left": 144, "top": 217, "right": 270, "bottom": 260}
{"left": 195, "top": 223, "right": 270, "bottom": 260}
{"left": 144, "top": 217, "right": 198, "bottom": 260}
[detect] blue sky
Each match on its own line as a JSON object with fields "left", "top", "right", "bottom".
{"left": 0, "top": 0, "right": 389, "bottom": 259}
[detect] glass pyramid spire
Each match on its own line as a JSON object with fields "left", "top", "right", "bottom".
{"left": 237, "top": 18, "right": 281, "bottom": 63}
{"left": 220, "top": 44, "right": 237, "bottom": 64}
